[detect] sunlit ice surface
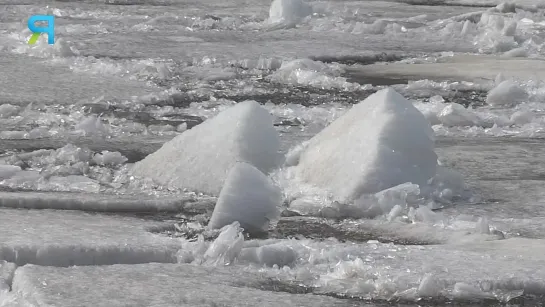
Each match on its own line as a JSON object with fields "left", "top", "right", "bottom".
{"left": 1, "top": 0, "right": 545, "bottom": 305}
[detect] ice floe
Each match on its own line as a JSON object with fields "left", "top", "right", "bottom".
{"left": 0, "top": 208, "right": 179, "bottom": 266}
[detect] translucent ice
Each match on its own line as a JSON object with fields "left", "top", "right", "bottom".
{"left": 453, "top": 282, "right": 494, "bottom": 300}
{"left": 268, "top": 0, "right": 312, "bottom": 25}
{"left": 203, "top": 222, "right": 244, "bottom": 266}
{"left": 295, "top": 88, "right": 437, "bottom": 202}
{"left": 476, "top": 217, "right": 491, "bottom": 234}
{"left": 417, "top": 274, "right": 443, "bottom": 297}
{"left": 132, "top": 101, "right": 283, "bottom": 195}
{"left": 486, "top": 80, "right": 528, "bottom": 106}
{"left": 208, "top": 163, "right": 282, "bottom": 235}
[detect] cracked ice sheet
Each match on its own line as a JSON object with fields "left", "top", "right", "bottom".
{"left": 11, "top": 263, "right": 357, "bottom": 307}
{"left": 0, "top": 208, "right": 180, "bottom": 266}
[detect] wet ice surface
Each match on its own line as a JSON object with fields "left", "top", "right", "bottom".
{"left": 2, "top": 0, "right": 545, "bottom": 305}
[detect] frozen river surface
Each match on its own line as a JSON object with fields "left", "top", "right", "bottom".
{"left": 1, "top": 0, "right": 545, "bottom": 306}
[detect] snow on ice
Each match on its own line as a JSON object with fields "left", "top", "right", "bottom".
{"left": 295, "top": 88, "right": 437, "bottom": 202}
{"left": 132, "top": 100, "right": 283, "bottom": 196}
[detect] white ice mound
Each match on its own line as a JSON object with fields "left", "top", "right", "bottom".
{"left": 295, "top": 88, "right": 437, "bottom": 202}
{"left": 486, "top": 80, "right": 528, "bottom": 106}
{"left": 269, "top": 0, "right": 312, "bottom": 24}
{"left": 208, "top": 163, "right": 282, "bottom": 234}
{"left": 132, "top": 101, "right": 282, "bottom": 195}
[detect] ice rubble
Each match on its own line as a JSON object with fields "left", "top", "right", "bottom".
{"left": 10, "top": 32, "right": 78, "bottom": 58}
{"left": 131, "top": 100, "right": 283, "bottom": 196}
{"left": 298, "top": 237, "right": 545, "bottom": 301}
{"left": 415, "top": 97, "right": 519, "bottom": 129}
{"left": 0, "top": 208, "right": 179, "bottom": 266}
{"left": 269, "top": 59, "right": 362, "bottom": 91}
{"left": 208, "top": 163, "right": 282, "bottom": 235}
{"left": 178, "top": 223, "right": 298, "bottom": 268}
{"left": 0, "top": 144, "right": 136, "bottom": 194}
{"left": 295, "top": 88, "right": 437, "bottom": 202}
{"left": 170, "top": 223, "right": 545, "bottom": 303}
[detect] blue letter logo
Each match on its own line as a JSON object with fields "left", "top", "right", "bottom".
{"left": 28, "top": 15, "right": 55, "bottom": 45}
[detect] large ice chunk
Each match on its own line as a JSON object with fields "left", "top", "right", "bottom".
{"left": 208, "top": 163, "right": 282, "bottom": 235}
{"left": 486, "top": 80, "right": 528, "bottom": 106}
{"left": 295, "top": 88, "right": 437, "bottom": 202}
{"left": 269, "top": 0, "right": 312, "bottom": 24}
{"left": 131, "top": 101, "right": 282, "bottom": 195}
